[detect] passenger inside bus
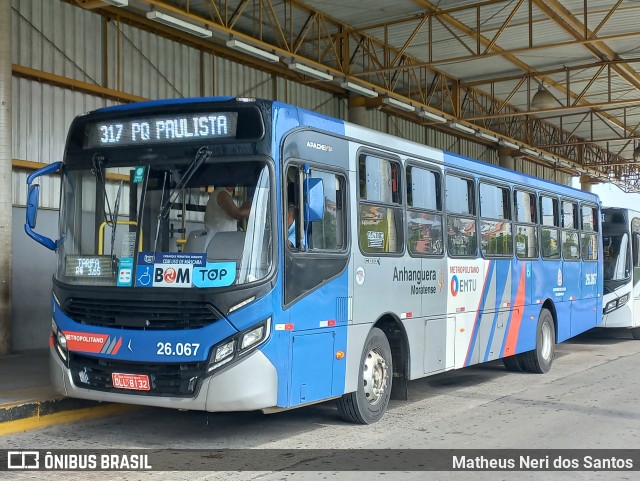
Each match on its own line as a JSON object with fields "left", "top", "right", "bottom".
{"left": 204, "top": 186, "right": 251, "bottom": 233}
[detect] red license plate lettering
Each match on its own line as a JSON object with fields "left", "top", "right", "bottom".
{"left": 111, "top": 372, "right": 150, "bottom": 391}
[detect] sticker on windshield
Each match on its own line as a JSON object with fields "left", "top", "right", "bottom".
{"left": 116, "top": 257, "right": 134, "bottom": 287}
{"left": 193, "top": 262, "right": 236, "bottom": 288}
{"left": 120, "top": 232, "right": 136, "bottom": 258}
{"left": 132, "top": 166, "right": 145, "bottom": 184}
{"left": 137, "top": 252, "right": 206, "bottom": 267}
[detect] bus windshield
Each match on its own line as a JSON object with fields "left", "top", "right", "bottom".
{"left": 603, "top": 233, "right": 630, "bottom": 282}
{"left": 56, "top": 155, "right": 273, "bottom": 288}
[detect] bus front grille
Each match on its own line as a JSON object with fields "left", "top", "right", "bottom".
{"left": 69, "top": 353, "right": 207, "bottom": 397}
{"left": 63, "top": 298, "right": 219, "bottom": 330}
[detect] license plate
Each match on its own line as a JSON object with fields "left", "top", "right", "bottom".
{"left": 112, "top": 372, "right": 150, "bottom": 391}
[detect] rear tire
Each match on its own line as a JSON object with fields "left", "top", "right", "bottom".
{"left": 337, "top": 328, "right": 392, "bottom": 424}
{"left": 520, "top": 308, "right": 555, "bottom": 374}
{"left": 632, "top": 327, "right": 640, "bottom": 340}
{"left": 503, "top": 354, "right": 526, "bottom": 372}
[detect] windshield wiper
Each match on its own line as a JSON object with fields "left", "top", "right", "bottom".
{"left": 92, "top": 153, "right": 114, "bottom": 227}
{"left": 110, "top": 180, "right": 123, "bottom": 258}
{"left": 153, "top": 146, "right": 212, "bottom": 252}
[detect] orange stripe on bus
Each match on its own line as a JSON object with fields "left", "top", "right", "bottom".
{"left": 503, "top": 268, "right": 526, "bottom": 356}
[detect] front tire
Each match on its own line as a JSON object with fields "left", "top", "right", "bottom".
{"left": 632, "top": 327, "right": 640, "bottom": 340}
{"left": 337, "top": 327, "right": 392, "bottom": 424}
{"left": 520, "top": 308, "right": 555, "bottom": 373}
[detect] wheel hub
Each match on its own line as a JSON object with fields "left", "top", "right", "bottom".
{"left": 362, "top": 348, "right": 388, "bottom": 405}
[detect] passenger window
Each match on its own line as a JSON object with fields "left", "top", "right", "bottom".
{"left": 407, "top": 166, "right": 443, "bottom": 256}
{"left": 563, "top": 201, "right": 578, "bottom": 229}
{"left": 514, "top": 190, "right": 538, "bottom": 259}
{"left": 359, "top": 155, "right": 400, "bottom": 204}
{"left": 581, "top": 205, "right": 599, "bottom": 261}
{"left": 358, "top": 153, "right": 403, "bottom": 254}
{"left": 480, "top": 183, "right": 512, "bottom": 257}
{"left": 446, "top": 174, "right": 477, "bottom": 257}
{"left": 562, "top": 201, "right": 579, "bottom": 260}
{"left": 515, "top": 191, "right": 536, "bottom": 224}
{"left": 446, "top": 175, "right": 475, "bottom": 215}
{"left": 540, "top": 195, "right": 560, "bottom": 260}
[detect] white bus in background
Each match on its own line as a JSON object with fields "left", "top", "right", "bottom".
{"left": 601, "top": 207, "right": 640, "bottom": 339}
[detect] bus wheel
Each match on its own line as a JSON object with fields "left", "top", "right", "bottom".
{"left": 503, "top": 354, "right": 526, "bottom": 372}
{"left": 337, "top": 328, "right": 392, "bottom": 424}
{"left": 632, "top": 327, "right": 640, "bottom": 340}
{"left": 520, "top": 308, "right": 555, "bottom": 374}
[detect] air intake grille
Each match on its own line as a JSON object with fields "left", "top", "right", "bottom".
{"left": 69, "top": 353, "right": 207, "bottom": 397}
{"left": 63, "top": 298, "right": 219, "bottom": 330}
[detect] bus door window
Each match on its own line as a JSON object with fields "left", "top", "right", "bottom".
{"left": 406, "top": 165, "right": 443, "bottom": 256}
{"left": 283, "top": 163, "right": 348, "bottom": 304}
{"left": 479, "top": 183, "right": 512, "bottom": 257}
{"left": 358, "top": 154, "right": 403, "bottom": 254}
{"left": 539, "top": 195, "right": 560, "bottom": 259}
{"left": 514, "top": 190, "right": 538, "bottom": 259}
{"left": 632, "top": 218, "right": 640, "bottom": 286}
{"left": 445, "top": 174, "right": 477, "bottom": 257}
{"left": 561, "top": 201, "right": 580, "bottom": 260}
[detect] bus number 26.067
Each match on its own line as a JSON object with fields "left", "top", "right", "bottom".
{"left": 156, "top": 342, "right": 200, "bottom": 356}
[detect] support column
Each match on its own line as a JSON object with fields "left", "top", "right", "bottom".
{"left": 580, "top": 175, "right": 597, "bottom": 193}
{"left": 0, "top": 0, "right": 12, "bottom": 355}
{"left": 347, "top": 96, "right": 369, "bottom": 127}
{"left": 498, "top": 148, "right": 516, "bottom": 171}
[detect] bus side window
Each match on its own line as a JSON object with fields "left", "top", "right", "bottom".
{"left": 540, "top": 195, "right": 560, "bottom": 260}
{"left": 358, "top": 153, "right": 403, "bottom": 254}
{"left": 446, "top": 174, "right": 477, "bottom": 257}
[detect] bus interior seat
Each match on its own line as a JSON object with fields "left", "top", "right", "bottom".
{"left": 207, "top": 231, "right": 245, "bottom": 262}
{"left": 183, "top": 229, "right": 215, "bottom": 253}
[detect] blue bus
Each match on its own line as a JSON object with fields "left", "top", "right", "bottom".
{"left": 25, "top": 97, "right": 603, "bottom": 423}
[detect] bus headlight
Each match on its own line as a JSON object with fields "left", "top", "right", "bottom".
{"left": 214, "top": 340, "right": 236, "bottom": 364}
{"left": 52, "top": 320, "right": 68, "bottom": 362}
{"left": 208, "top": 318, "right": 271, "bottom": 372}
{"left": 618, "top": 293, "right": 630, "bottom": 308}
{"left": 604, "top": 299, "right": 618, "bottom": 314}
{"left": 241, "top": 325, "right": 265, "bottom": 350}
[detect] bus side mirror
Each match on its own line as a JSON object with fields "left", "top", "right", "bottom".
{"left": 26, "top": 184, "right": 39, "bottom": 229}
{"left": 24, "top": 161, "right": 62, "bottom": 251}
{"left": 305, "top": 177, "right": 324, "bottom": 222}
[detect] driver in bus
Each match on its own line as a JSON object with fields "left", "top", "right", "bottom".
{"left": 287, "top": 203, "right": 306, "bottom": 249}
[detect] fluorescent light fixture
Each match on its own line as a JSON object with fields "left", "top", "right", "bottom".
{"left": 476, "top": 131, "right": 499, "bottom": 142}
{"left": 499, "top": 139, "right": 519, "bottom": 149}
{"left": 542, "top": 153, "right": 556, "bottom": 163}
{"left": 419, "top": 110, "right": 447, "bottom": 123}
{"left": 103, "top": 0, "right": 128, "bottom": 6}
{"left": 226, "top": 39, "right": 280, "bottom": 63}
{"left": 449, "top": 122, "right": 476, "bottom": 135}
{"left": 340, "top": 81, "right": 378, "bottom": 98}
{"left": 288, "top": 62, "right": 333, "bottom": 81}
{"left": 382, "top": 97, "right": 415, "bottom": 112}
{"left": 147, "top": 11, "right": 212, "bottom": 38}
{"left": 521, "top": 147, "right": 542, "bottom": 157}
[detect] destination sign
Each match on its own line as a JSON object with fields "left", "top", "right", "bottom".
{"left": 84, "top": 112, "right": 239, "bottom": 149}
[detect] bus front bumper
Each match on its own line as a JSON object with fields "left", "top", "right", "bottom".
{"left": 50, "top": 346, "right": 279, "bottom": 412}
